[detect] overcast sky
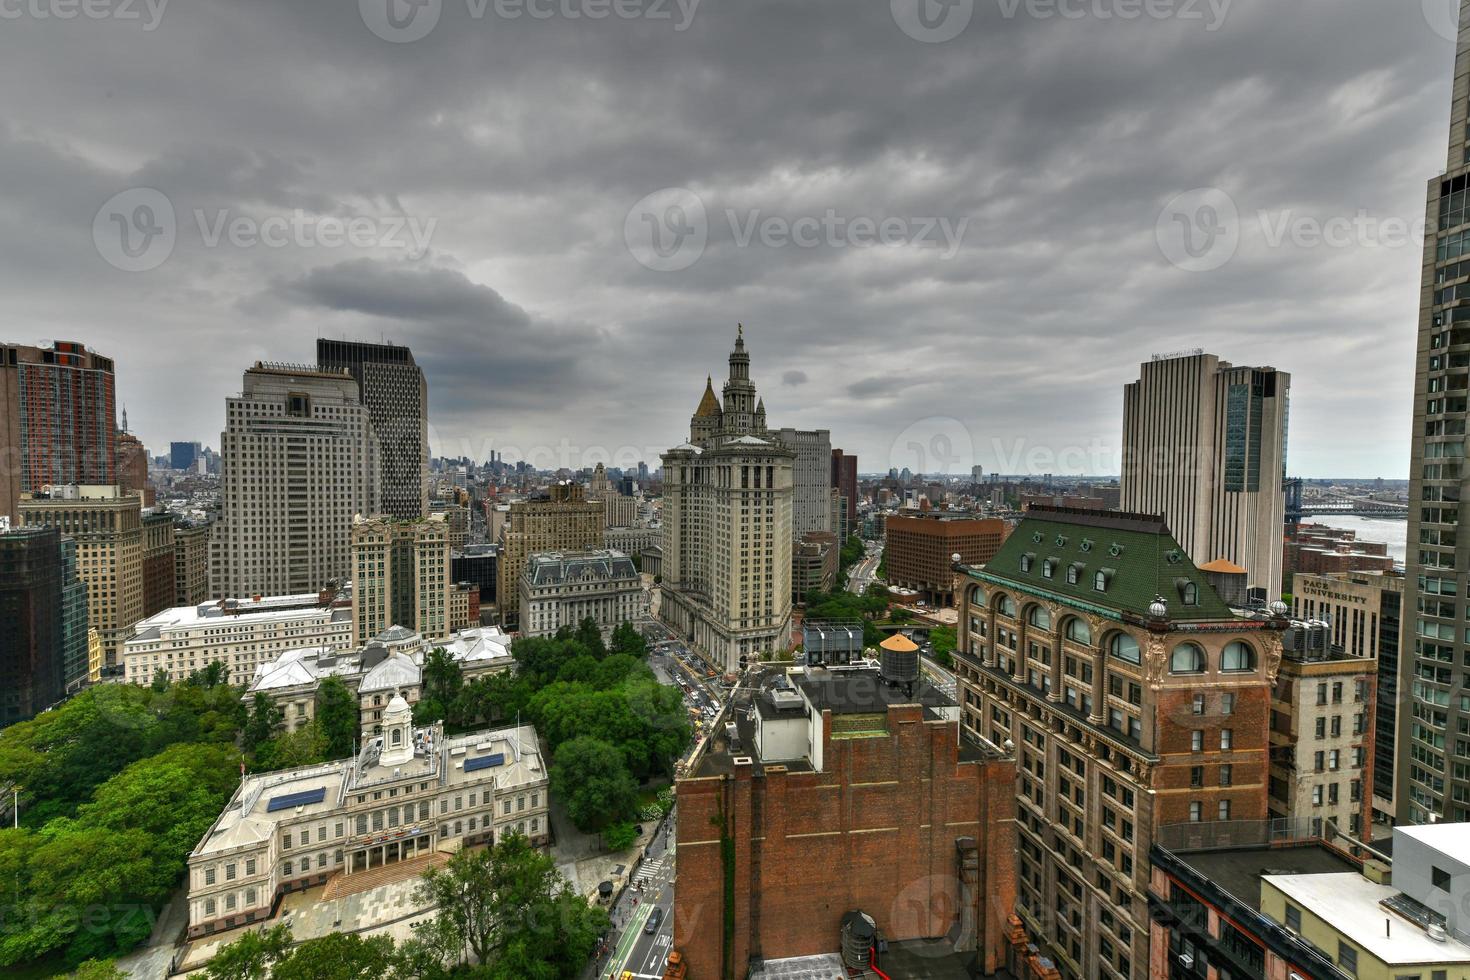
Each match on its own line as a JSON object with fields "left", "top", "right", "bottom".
{"left": 1, "top": 0, "right": 1454, "bottom": 478}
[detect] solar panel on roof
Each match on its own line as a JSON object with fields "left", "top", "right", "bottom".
{"left": 266, "top": 787, "right": 326, "bottom": 812}
{"left": 464, "top": 753, "right": 504, "bottom": 772}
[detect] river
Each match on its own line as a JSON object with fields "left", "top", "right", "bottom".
{"left": 1307, "top": 514, "right": 1408, "bottom": 567}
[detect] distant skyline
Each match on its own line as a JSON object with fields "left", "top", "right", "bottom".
{"left": 1, "top": 1, "right": 1445, "bottom": 480}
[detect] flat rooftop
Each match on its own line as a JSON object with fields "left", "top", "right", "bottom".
{"left": 1265, "top": 872, "right": 1470, "bottom": 965}
{"left": 1177, "top": 843, "right": 1359, "bottom": 912}
{"left": 750, "top": 941, "right": 1013, "bottom": 979}
{"left": 1396, "top": 822, "right": 1470, "bottom": 866}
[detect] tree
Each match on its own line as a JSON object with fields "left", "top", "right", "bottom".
{"left": 550, "top": 737, "right": 639, "bottom": 832}
{"left": 242, "top": 692, "right": 283, "bottom": 752}
{"left": 68, "top": 960, "right": 128, "bottom": 980}
{"left": 417, "top": 833, "right": 607, "bottom": 975}
{"left": 187, "top": 661, "right": 230, "bottom": 689}
{"left": 602, "top": 821, "right": 638, "bottom": 851}
{"left": 574, "top": 618, "right": 607, "bottom": 659}
{"left": 609, "top": 621, "right": 648, "bottom": 659}
{"left": 271, "top": 932, "right": 398, "bottom": 980}
{"left": 202, "top": 924, "right": 293, "bottom": 980}
{"left": 930, "top": 626, "right": 957, "bottom": 669}
{"left": 251, "top": 723, "right": 328, "bottom": 773}
{"left": 316, "top": 676, "right": 359, "bottom": 760}
{"left": 150, "top": 669, "right": 170, "bottom": 693}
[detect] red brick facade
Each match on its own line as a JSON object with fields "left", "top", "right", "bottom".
{"left": 673, "top": 704, "right": 1016, "bottom": 979}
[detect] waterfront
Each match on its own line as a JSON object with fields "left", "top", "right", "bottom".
{"left": 1309, "top": 514, "right": 1407, "bottom": 567}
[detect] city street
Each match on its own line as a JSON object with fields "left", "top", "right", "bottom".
{"left": 847, "top": 542, "right": 882, "bottom": 594}
{"left": 600, "top": 824, "right": 676, "bottom": 979}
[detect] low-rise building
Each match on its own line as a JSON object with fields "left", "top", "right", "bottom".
{"left": 518, "top": 550, "right": 644, "bottom": 639}
{"left": 674, "top": 660, "right": 1017, "bottom": 980}
{"left": 185, "top": 703, "right": 549, "bottom": 939}
{"left": 791, "top": 530, "right": 838, "bottom": 602}
{"left": 122, "top": 590, "right": 352, "bottom": 686}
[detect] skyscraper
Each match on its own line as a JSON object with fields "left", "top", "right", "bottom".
{"left": 1402, "top": 3, "right": 1470, "bottom": 824}
{"left": 496, "top": 483, "right": 604, "bottom": 629}
{"left": 317, "top": 339, "right": 429, "bottom": 520}
{"left": 661, "top": 327, "right": 794, "bottom": 670}
{"left": 830, "top": 448, "right": 858, "bottom": 538}
{"left": 0, "top": 341, "right": 117, "bottom": 522}
{"left": 0, "top": 525, "right": 88, "bottom": 727}
{"left": 170, "top": 441, "right": 201, "bottom": 471}
{"left": 351, "top": 513, "right": 451, "bottom": 646}
{"left": 210, "top": 363, "right": 380, "bottom": 599}
{"left": 773, "top": 428, "right": 832, "bottom": 539}
{"left": 1120, "top": 351, "right": 1289, "bottom": 597}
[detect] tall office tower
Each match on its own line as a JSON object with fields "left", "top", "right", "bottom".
{"left": 954, "top": 507, "right": 1280, "bottom": 980}
{"left": 1402, "top": 1, "right": 1470, "bottom": 824}
{"left": 19, "top": 485, "right": 142, "bottom": 667}
{"left": 317, "top": 339, "right": 428, "bottom": 520}
{"left": 141, "top": 511, "right": 176, "bottom": 617}
{"left": 0, "top": 341, "right": 117, "bottom": 523}
{"left": 587, "top": 463, "right": 638, "bottom": 528}
{"left": 210, "top": 363, "right": 380, "bottom": 599}
{"left": 170, "top": 441, "right": 201, "bottom": 471}
{"left": 173, "top": 521, "right": 211, "bottom": 607}
{"left": 496, "top": 483, "right": 604, "bottom": 629}
{"left": 830, "top": 447, "right": 858, "bottom": 536}
{"left": 0, "top": 526, "right": 88, "bottom": 726}
{"left": 661, "top": 327, "right": 794, "bottom": 671}
{"left": 774, "top": 428, "right": 832, "bottom": 539}
{"left": 351, "top": 513, "right": 451, "bottom": 646}
{"left": 1120, "top": 351, "right": 1290, "bottom": 597}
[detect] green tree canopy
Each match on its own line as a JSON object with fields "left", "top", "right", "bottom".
{"left": 549, "top": 736, "right": 640, "bottom": 832}
{"left": 316, "top": 676, "right": 359, "bottom": 759}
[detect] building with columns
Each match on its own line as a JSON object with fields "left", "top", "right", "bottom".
{"left": 517, "top": 549, "right": 644, "bottom": 639}
{"left": 660, "top": 327, "right": 794, "bottom": 670}
{"left": 953, "top": 506, "right": 1282, "bottom": 980}
{"left": 185, "top": 701, "right": 549, "bottom": 939}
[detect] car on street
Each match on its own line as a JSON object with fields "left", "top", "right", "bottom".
{"left": 645, "top": 907, "right": 664, "bottom": 934}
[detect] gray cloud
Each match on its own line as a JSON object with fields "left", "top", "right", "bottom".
{"left": 0, "top": 0, "right": 1445, "bottom": 476}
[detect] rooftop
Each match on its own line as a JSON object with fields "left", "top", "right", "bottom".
{"left": 1177, "top": 843, "right": 1360, "bottom": 913}
{"left": 1265, "top": 872, "right": 1470, "bottom": 965}
{"left": 1397, "top": 822, "right": 1470, "bottom": 867}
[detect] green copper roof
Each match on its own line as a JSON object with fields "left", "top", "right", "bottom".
{"left": 965, "top": 509, "right": 1238, "bottom": 623}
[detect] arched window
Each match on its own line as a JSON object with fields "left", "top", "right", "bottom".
{"left": 391, "top": 728, "right": 402, "bottom": 747}
{"left": 1066, "top": 563, "right": 1082, "bottom": 585}
{"left": 1065, "top": 618, "right": 1092, "bottom": 644}
{"left": 997, "top": 595, "right": 1017, "bottom": 618}
{"left": 1094, "top": 571, "right": 1109, "bottom": 593}
{"left": 1109, "top": 633, "right": 1140, "bottom": 665}
{"left": 1222, "top": 641, "right": 1255, "bottom": 672}
{"left": 1170, "top": 643, "right": 1206, "bottom": 674}
{"left": 1027, "top": 606, "right": 1052, "bottom": 630}
{"left": 1020, "top": 554, "right": 1033, "bottom": 573}
{"left": 1181, "top": 582, "right": 1198, "bottom": 605}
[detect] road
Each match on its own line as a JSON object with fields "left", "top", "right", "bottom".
{"left": 847, "top": 543, "right": 882, "bottom": 594}
{"left": 601, "top": 827, "right": 676, "bottom": 979}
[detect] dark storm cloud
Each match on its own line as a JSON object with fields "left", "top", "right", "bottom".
{"left": 0, "top": 0, "right": 1448, "bottom": 475}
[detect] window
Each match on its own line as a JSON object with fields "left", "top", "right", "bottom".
{"left": 1221, "top": 692, "right": 1235, "bottom": 715}
{"left": 1221, "top": 641, "right": 1254, "bottom": 672}
{"left": 1020, "top": 554, "right": 1032, "bottom": 573}
{"left": 1189, "top": 801, "right": 1202, "bottom": 822}
{"left": 1190, "top": 766, "right": 1204, "bottom": 788}
{"left": 1434, "top": 865, "right": 1452, "bottom": 891}
{"left": 1095, "top": 571, "right": 1109, "bottom": 592}
{"left": 1338, "top": 941, "right": 1357, "bottom": 974}
{"left": 1065, "top": 618, "right": 1091, "bottom": 644}
{"left": 204, "top": 868, "right": 215, "bottom": 886}
{"left": 1220, "top": 764, "right": 1232, "bottom": 787}
{"left": 1218, "top": 800, "right": 1231, "bottom": 820}
{"left": 1285, "top": 903, "right": 1301, "bottom": 931}
{"left": 1066, "top": 563, "right": 1081, "bottom": 585}
{"left": 1191, "top": 730, "right": 1204, "bottom": 752}
{"left": 1170, "top": 643, "right": 1206, "bottom": 674}
{"left": 1192, "top": 693, "right": 1205, "bottom": 715}
{"left": 1027, "top": 606, "right": 1052, "bottom": 629}
{"left": 1109, "top": 633, "right": 1140, "bottom": 665}
{"left": 1220, "top": 729, "right": 1233, "bottom": 750}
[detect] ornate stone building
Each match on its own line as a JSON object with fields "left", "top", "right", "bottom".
{"left": 954, "top": 507, "right": 1283, "bottom": 980}
{"left": 661, "top": 327, "right": 794, "bottom": 671}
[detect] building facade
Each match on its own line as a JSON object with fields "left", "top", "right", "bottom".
{"left": 122, "top": 591, "right": 352, "bottom": 685}
{"left": 661, "top": 328, "right": 794, "bottom": 671}
{"left": 174, "top": 521, "right": 212, "bottom": 607}
{"left": 350, "top": 514, "right": 451, "bottom": 647}
{"left": 185, "top": 708, "right": 548, "bottom": 939}
{"left": 19, "top": 485, "right": 144, "bottom": 667}
{"left": 517, "top": 549, "right": 644, "bottom": 639}
{"left": 954, "top": 507, "right": 1282, "bottom": 980}
{"left": 317, "top": 339, "right": 428, "bottom": 521}
{"left": 497, "top": 484, "right": 605, "bottom": 630}
{"left": 1121, "top": 351, "right": 1290, "bottom": 597}
{"left": 1401, "top": 0, "right": 1470, "bottom": 827}
{"left": 0, "top": 527, "right": 87, "bottom": 726}
{"left": 773, "top": 428, "right": 832, "bottom": 539}
{"left": 211, "top": 363, "right": 380, "bottom": 599}
{"left": 791, "top": 530, "right": 838, "bottom": 601}
{"left": 142, "top": 510, "right": 176, "bottom": 617}
{"left": 1294, "top": 570, "right": 1404, "bottom": 823}
{"left": 588, "top": 463, "right": 639, "bottom": 529}
{"left": 884, "top": 513, "right": 1009, "bottom": 606}
{"left": 0, "top": 341, "right": 117, "bottom": 523}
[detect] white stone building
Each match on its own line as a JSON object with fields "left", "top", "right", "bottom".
{"left": 186, "top": 702, "right": 549, "bottom": 939}
{"left": 518, "top": 550, "right": 645, "bottom": 639}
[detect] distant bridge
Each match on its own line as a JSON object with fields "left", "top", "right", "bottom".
{"left": 1299, "top": 500, "right": 1408, "bottom": 518}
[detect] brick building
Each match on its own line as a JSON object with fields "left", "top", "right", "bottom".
{"left": 142, "top": 510, "right": 176, "bottom": 617}
{"left": 954, "top": 507, "right": 1283, "bottom": 980}
{"left": 884, "top": 513, "right": 1009, "bottom": 606}
{"left": 674, "top": 662, "right": 1017, "bottom": 979}
{"left": 1281, "top": 524, "right": 1395, "bottom": 587}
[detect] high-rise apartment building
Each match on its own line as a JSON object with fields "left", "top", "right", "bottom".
{"left": 830, "top": 447, "right": 858, "bottom": 535}
{"left": 0, "top": 526, "right": 89, "bottom": 727}
{"left": 350, "top": 514, "right": 451, "bottom": 646}
{"left": 774, "top": 428, "right": 832, "bottom": 539}
{"left": 317, "top": 339, "right": 428, "bottom": 520}
{"left": 210, "top": 363, "right": 380, "bottom": 599}
{"left": 19, "top": 485, "right": 143, "bottom": 667}
{"left": 954, "top": 507, "right": 1281, "bottom": 980}
{"left": 1121, "top": 351, "right": 1290, "bottom": 597}
{"left": 1402, "top": 3, "right": 1470, "bottom": 825}
{"left": 142, "top": 510, "right": 176, "bottom": 617}
{"left": 0, "top": 341, "right": 117, "bottom": 522}
{"left": 661, "top": 327, "right": 794, "bottom": 671}
{"left": 496, "top": 483, "right": 604, "bottom": 629}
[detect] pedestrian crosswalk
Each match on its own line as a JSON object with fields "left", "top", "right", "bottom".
{"left": 632, "top": 856, "right": 666, "bottom": 886}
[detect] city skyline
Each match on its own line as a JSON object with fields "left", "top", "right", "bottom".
{"left": 2, "top": 1, "right": 1444, "bottom": 480}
